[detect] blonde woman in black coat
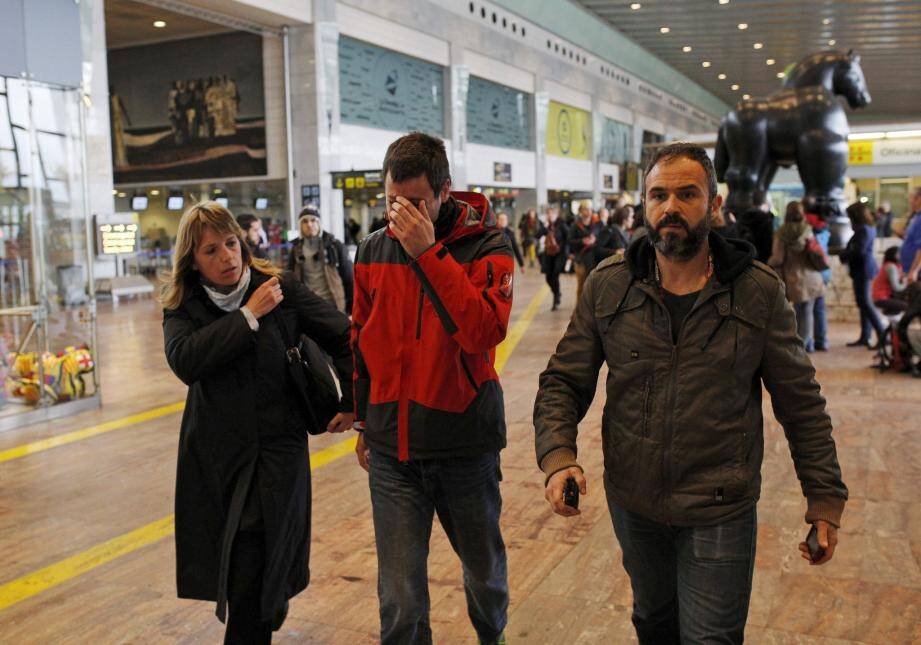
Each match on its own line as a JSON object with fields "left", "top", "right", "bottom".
{"left": 161, "top": 201, "right": 353, "bottom": 644}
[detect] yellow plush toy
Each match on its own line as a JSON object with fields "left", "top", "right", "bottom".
{"left": 6, "top": 345, "right": 95, "bottom": 404}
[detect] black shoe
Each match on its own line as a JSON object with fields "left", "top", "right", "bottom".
{"left": 847, "top": 339, "right": 870, "bottom": 347}
{"left": 551, "top": 302, "right": 559, "bottom": 311}
{"left": 814, "top": 345, "right": 828, "bottom": 352}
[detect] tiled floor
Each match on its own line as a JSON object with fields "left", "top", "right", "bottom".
{"left": 0, "top": 269, "right": 918, "bottom": 643}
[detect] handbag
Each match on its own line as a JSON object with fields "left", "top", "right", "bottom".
{"left": 273, "top": 310, "right": 343, "bottom": 435}
{"left": 805, "top": 237, "right": 830, "bottom": 272}
{"left": 544, "top": 225, "right": 561, "bottom": 256}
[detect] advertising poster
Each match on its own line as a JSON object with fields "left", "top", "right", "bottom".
{"left": 339, "top": 36, "right": 445, "bottom": 135}
{"left": 107, "top": 31, "right": 266, "bottom": 183}
{"left": 546, "top": 100, "right": 592, "bottom": 160}
{"left": 467, "top": 76, "right": 532, "bottom": 150}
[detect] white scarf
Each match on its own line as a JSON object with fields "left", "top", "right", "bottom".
{"left": 202, "top": 266, "right": 251, "bottom": 312}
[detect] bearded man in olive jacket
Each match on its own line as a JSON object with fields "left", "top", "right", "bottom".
{"left": 533, "top": 143, "right": 847, "bottom": 645}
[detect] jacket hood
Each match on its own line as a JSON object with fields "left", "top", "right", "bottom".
{"left": 384, "top": 191, "right": 497, "bottom": 244}
{"left": 778, "top": 221, "right": 811, "bottom": 250}
{"left": 626, "top": 230, "right": 756, "bottom": 285}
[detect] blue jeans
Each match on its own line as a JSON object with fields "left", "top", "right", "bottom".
{"left": 794, "top": 300, "right": 815, "bottom": 351}
{"left": 607, "top": 484, "right": 757, "bottom": 645}
{"left": 369, "top": 451, "right": 509, "bottom": 645}
{"left": 813, "top": 295, "right": 827, "bottom": 350}
{"left": 853, "top": 275, "right": 885, "bottom": 343}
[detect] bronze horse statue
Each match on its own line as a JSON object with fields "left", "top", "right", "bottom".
{"left": 715, "top": 50, "right": 871, "bottom": 221}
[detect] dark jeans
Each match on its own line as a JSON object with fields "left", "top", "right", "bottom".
{"left": 853, "top": 275, "right": 886, "bottom": 342}
{"left": 369, "top": 451, "right": 509, "bottom": 645}
{"left": 813, "top": 295, "right": 828, "bottom": 350}
{"left": 542, "top": 254, "right": 565, "bottom": 304}
{"left": 225, "top": 530, "right": 272, "bottom": 645}
{"left": 607, "top": 484, "right": 757, "bottom": 645}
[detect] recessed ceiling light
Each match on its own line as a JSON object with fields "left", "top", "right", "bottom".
{"left": 738, "top": 23, "right": 748, "bottom": 30}
{"left": 630, "top": 2, "right": 642, "bottom": 9}
{"left": 828, "top": 39, "right": 836, "bottom": 46}
{"left": 150, "top": 189, "right": 160, "bottom": 196}
{"left": 766, "top": 58, "right": 776, "bottom": 65}
{"left": 777, "top": 71, "right": 786, "bottom": 78}
{"left": 117, "top": 192, "right": 127, "bottom": 198}
{"left": 742, "top": 94, "right": 751, "bottom": 99}
{"left": 731, "top": 84, "right": 740, "bottom": 90}
{"left": 718, "top": 73, "right": 727, "bottom": 80}
{"left": 682, "top": 46, "right": 692, "bottom": 52}
{"left": 753, "top": 42, "right": 763, "bottom": 50}
{"left": 660, "top": 26, "right": 670, "bottom": 33}
{"left": 822, "top": 18, "right": 832, "bottom": 25}
{"left": 719, "top": 0, "right": 730, "bottom": 4}
{"left": 153, "top": 20, "right": 166, "bottom": 28}
{"left": 111, "top": 189, "right": 118, "bottom": 195}
{"left": 702, "top": 61, "right": 711, "bottom": 68}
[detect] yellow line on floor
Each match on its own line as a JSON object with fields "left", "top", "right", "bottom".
{"left": 495, "top": 285, "right": 550, "bottom": 374}
{"left": 0, "top": 288, "right": 546, "bottom": 612}
{"left": 0, "top": 402, "right": 186, "bottom": 464}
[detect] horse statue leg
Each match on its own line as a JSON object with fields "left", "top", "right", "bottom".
{"left": 718, "top": 119, "right": 768, "bottom": 215}
{"left": 796, "top": 129, "right": 848, "bottom": 219}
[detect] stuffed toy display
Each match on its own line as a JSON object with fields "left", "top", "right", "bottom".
{"left": 6, "top": 345, "right": 95, "bottom": 404}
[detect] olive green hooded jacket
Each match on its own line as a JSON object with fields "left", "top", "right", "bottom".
{"left": 534, "top": 233, "right": 847, "bottom": 527}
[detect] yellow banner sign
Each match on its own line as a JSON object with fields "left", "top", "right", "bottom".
{"left": 848, "top": 140, "right": 873, "bottom": 165}
{"left": 547, "top": 100, "right": 592, "bottom": 160}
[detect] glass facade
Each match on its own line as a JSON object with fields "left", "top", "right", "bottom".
{"left": 0, "top": 74, "right": 98, "bottom": 428}
{"left": 600, "top": 117, "right": 633, "bottom": 165}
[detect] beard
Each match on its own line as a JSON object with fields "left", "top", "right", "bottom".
{"left": 647, "top": 211, "right": 711, "bottom": 261}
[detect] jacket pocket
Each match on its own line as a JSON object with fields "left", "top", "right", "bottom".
{"left": 641, "top": 375, "right": 653, "bottom": 438}
{"left": 459, "top": 354, "right": 479, "bottom": 392}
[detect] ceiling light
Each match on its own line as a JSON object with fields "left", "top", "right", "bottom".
{"left": 702, "top": 61, "right": 711, "bottom": 68}
{"left": 718, "top": 73, "right": 727, "bottom": 80}
{"left": 777, "top": 71, "right": 785, "bottom": 78}
{"left": 630, "top": 2, "right": 642, "bottom": 9}
{"left": 153, "top": 20, "right": 166, "bottom": 28}
{"left": 859, "top": 196, "right": 869, "bottom": 203}
{"left": 117, "top": 192, "right": 127, "bottom": 198}
{"left": 828, "top": 39, "right": 836, "bottom": 46}
{"left": 111, "top": 189, "right": 118, "bottom": 195}
{"left": 822, "top": 18, "right": 832, "bottom": 25}
{"left": 742, "top": 94, "right": 751, "bottom": 99}
{"left": 660, "top": 26, "right": 670, "bottom": 33}
{"left": 150, "top": 189, "right": 160, "bottom": 196}
{"left": 682, "top": 46, "right": 692, "bottom": 52}
{"left": 766, "top": 58, "right": 776, "bottom": 65}
{"left": 719, "top": 0, "right": 730, "bottom": 4}
{"left": 731, "top": 84, "right": 740, "bottom": 90}
{"left": 848, "top": 132, "right": 885, "bottom": 140}
{"left": 753, "top": 42, "right": 763, "bottom": 50}
{"left": 738, "top": 23, "right": 748, "bottom": 30}
{"left": 885, "top": 129, "right": 921, "bottom": 139}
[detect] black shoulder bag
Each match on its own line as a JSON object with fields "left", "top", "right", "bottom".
{"left": 273, "top": 309, "right": 342, "bottom": 435}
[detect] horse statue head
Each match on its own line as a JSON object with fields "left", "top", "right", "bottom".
{"left": 783, "top": 49, "right": 871, "bottom": 109}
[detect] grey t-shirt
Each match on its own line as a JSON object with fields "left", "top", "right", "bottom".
{"left": 301, "top": 237, "right": 334, "bottom": 302}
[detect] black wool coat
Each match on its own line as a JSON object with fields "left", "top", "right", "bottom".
{"left": 162, "top": 270, "right": 353, "bottom": 623}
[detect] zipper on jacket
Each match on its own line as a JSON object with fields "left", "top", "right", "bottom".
{"left": 459, "top": 354, "right": 479, "bottom": 392}
{"left": 415, "top": 286, "right": 424, "bottom": 339}
{"left": 663, "top": 345, "right": 678, "bottom": 525}
{"left": 642, "top": 375, "right": 652, "bottom": 438}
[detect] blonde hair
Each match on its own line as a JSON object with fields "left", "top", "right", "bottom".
{"left": 159, "top": 200, "right": 281, "bottom": 310}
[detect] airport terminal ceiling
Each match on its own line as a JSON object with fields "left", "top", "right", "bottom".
{"left": 573, "top": 0, "right": 921, "bottom": 121}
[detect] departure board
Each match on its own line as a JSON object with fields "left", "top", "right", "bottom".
{"left": 339, "top": 36, "right": 445, "bottom": 135}
{"left": 466, "top": 76, "right": 532, "bottom": 150}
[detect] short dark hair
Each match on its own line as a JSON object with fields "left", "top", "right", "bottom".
{"left": 235, "top": 213, "right": 257, "bottom": 231}
{"left": 846, "top": 201, "right": 875, "bottom": 227}
{"left": 382, "top": 132, "right": 451, "bottom": 195}
{"left": 642, "top": 142, "right": 718, "bottom": 201}
{"left": 611, "top": 207, "right": 632, "bottom": 226}
{"left": 883, "top": 245, "right": 901, "bottom": 263}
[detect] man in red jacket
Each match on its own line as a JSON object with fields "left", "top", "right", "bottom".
{"left": 350, "top": 132, "right": 513, "bottom": 645}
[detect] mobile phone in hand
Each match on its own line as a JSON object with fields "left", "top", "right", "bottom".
{"left": 805, "top": 524, "right": 825, "bottom": 562}
{"left": 564, "top": 477, "right": 580, "bottom": 509}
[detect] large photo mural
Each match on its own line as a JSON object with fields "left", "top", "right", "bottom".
{"left": 107, "top": 31, "right": 266, "bottom": 183}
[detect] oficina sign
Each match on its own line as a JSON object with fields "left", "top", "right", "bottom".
{"left": 848, "top": 135, "right": 921, "bottom": 165}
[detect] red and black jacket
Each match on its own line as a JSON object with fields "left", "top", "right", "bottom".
{"left": 351, "top": 192, "right": 514, "bottom": 461}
